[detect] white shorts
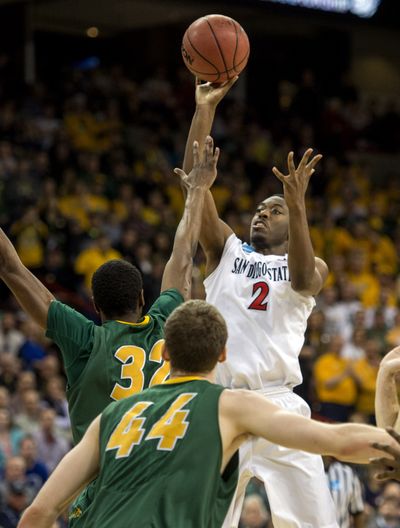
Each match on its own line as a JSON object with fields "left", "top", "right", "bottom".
{"left": 222, "top": 389, "right": 338, "bottom": 528}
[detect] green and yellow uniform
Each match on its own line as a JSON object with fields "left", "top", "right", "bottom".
{"left": 80, "top": 378, "right": 238, "bottom": 528}
{"left": 45, "top": 288, "right": 183, "bottom": 523}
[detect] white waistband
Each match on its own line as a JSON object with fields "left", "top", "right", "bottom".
{"left": 253, "top": 386, "right": 293, "bottom": 397}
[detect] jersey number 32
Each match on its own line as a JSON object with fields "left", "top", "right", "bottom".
{"left": 110, "top": 340, "right": 169, "bottom": 401}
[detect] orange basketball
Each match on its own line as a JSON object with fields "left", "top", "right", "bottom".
{"left": 181, "top": 14, "right": 250, "bottom": 83}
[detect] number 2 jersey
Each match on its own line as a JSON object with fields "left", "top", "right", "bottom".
{"left": 46, "top": 289, "right": 183, "bottom": 445}
{"left": 79, "top": 378, "right": 238, "bottom": 528}
{"left": 204, "top": 235, "right": 315, "bottom": 390}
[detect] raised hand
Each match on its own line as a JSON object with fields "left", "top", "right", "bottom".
{"left": 195, "top": 77, "right": 238, "bottom": 108}
{"left": 272, "top": 149, "right": 323, "bottom": 206}
{"left": 174, "top": 136, "right": 219, "bottom": 190}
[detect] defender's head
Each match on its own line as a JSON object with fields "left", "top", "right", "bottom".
{"left": 92, "top": 259, "right": 144, "bottom": 320}
{"left": 163, "top": 300, "right": 227, "bottom": 374}
{"left": 250, "top": 195, "right": 289, "bottom": 250}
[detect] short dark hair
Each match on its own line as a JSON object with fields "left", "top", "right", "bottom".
{"left": 92, "top": 260, "right": 143, "bottom": 319}
{"left": 164, "top": 300, "right": 227, "bottom": 373}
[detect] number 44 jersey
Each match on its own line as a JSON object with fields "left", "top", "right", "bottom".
{"left": 204, "top": 235, "right": 315, "bottom": 391}
{"left": 46, "top": 289, "right": 183, "bottom": 445}
{"left": 81, "top": 378, "right": 238, "bottom": 528}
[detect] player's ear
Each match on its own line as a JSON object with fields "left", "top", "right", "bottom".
{"left": 218, "top": 346, "right": 227, "bottom": 364}
{"left": 92, "top": 297, "right": 100, "bottom": 315}
{"left": 161, "top": 342, "right": 171, "bottom": 363}
{"left": 139, "top": 290, "right": 145, "bottom": 309}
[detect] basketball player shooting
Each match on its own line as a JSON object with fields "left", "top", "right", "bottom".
{"left": 180, "top": 79, "right": 338, "bottom": 528}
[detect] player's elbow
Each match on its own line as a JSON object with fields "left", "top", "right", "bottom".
{"left": 18, "top": 504, "right": 56, "bottom": 528}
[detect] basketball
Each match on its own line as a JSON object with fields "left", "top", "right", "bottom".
{"left": 181, "top": 14, "right": 250, "bottom": 83}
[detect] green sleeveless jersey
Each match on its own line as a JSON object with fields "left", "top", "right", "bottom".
{"left": 80, "top": 378, "right": 238, "bottom": 528}
{"left": 46, "top": 289, "right": 183, "bottom": 444}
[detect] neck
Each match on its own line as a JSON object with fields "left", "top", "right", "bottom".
{"left": 252, "top": 240, "right": 288, "bottom": 256}
{"left": 169, "top": 368, "right": 216, "bottom": 384}
{"left": 101, "top": 310, "right": 141, "bottom": 324}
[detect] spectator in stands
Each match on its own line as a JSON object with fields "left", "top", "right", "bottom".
{"left": 14, "top": 389, "right": 43, "bottom": 436}
{"left": 19, "top": 435, "right": 48, "bottom": 495}
{"left": 352, "top": 338, "right": 380, "bottom": 423}
{"left": 74, "top": 233, "right": 121, "bottom": 293}
{"left": 10, "top": 371, "right": 37, "bottom": 414}
{"left": 314, "top": 334, "right": 357, "bottom": 421}
{"left": 0, "top": 355, "right": 19, "bottom": 393}
{"left": 0, "top": 409, "right": 23, "bottom": 470}
{"left": 33, "top": 408, "right": 69, "bottom": 473}
{"left": 0, "top": 480, "right": 30, "bottom": 528}
{"left": 0, "top": 312, "right": 24, "bottom": 357}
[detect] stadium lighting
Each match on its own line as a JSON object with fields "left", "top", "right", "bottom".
{"left": 260, "top": 0, "right": 381, "bottom": 17}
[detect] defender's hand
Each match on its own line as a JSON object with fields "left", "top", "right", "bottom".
{"left": 174, "top": 136, "right": 219, "bottom": 190}
{"left": 272, "top": 149, "right": 322, "bottom": 205}
{"left": 371, "top": 428, "right": 400, "bottom": 480}
{"left": 195, "top": 77, "right": 238, "bottom": 108}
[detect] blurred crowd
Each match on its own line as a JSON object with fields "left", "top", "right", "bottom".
{"left": 0, "top": 56, "right": 399, "bottom": 527}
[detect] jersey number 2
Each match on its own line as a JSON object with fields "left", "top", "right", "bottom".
{"left": 248, "top": 281, "right": 270, "bottom": 311}
{"left": 110, "top": 340, "right": 169, "bottom": 401}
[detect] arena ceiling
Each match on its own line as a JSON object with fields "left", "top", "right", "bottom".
{"left": 0, "top": 0, "right": 249, "bottom": 36}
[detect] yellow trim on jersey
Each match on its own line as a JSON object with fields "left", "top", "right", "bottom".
{"left": 163, "top": 376, "right": 208, "bottom": 385}
{"left": 116, "top": 316, "right": 150, "bottom": 327}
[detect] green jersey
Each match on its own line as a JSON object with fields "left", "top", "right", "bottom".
{"left": 46, "top": 289, "right": 183, "bottom": 444}
{"left": 81, "top": 378, "right": 238, "bottom": 528}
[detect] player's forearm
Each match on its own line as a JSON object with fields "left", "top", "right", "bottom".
{"left": 183, "top": 105, "right": 216, "bottom": 175}
{"left": 0, "top": 229, "right": 54, "bottom": 328}
{"left": 0, "top": 227, "right": 22, "bottom": 274}
{"left": 172, "top": 186, "right": 207, "bottom": 259}
{"left": 287, "top": 200, "right": 316, "bottom": 292}
{"left": 375, "top": 366, "right": 400, "bottom": 429}
{"left": 161, "top": 187, "right": 207, "bottom": 298}
{"left": 331, "top": 423, "right": 395, "bottom": 464}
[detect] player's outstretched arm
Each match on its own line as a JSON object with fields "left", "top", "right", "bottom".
{"left": 162, "top": 136, "right": 219, "bottom": 299}
{"left": 375, "top": 346, "right": 400, "bottom": 431}
{"left": 0, "top": 228, "right": 55, "bottom": 329}
{"left": 181, "top": 79, "right": 235, "bottom": 276}
{"left": 17, "top": 416, "right": 100, "bottom": 528}
{"left": 221, "top": 390, "right": 398, "bottom": 465}
{"left": 272, "top": 150, "right": 328, "bottom": 296}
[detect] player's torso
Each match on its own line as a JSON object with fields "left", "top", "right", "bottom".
{"left": 204, "top": 235, "right": 315, "bottom": 390}
{"left": 83, "top": 380, "right": 238, "bottom": 528}
{"left": 68, "top": 318, "right": 168, "bottom": 444}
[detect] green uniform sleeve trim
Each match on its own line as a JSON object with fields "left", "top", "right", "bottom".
{"left": 147, "top": 289, "right": 184, "bottom": 321}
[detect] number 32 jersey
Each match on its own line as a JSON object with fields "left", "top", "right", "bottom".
{"left": 46, "top": 289, "right": 183, "bottom": 445}
{"left": 204, "top": 235, "right": 315, "bottom": 390}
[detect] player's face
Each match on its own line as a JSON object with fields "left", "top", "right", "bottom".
{"left": 250, "top": 196, "right": 289, "bottom": 248}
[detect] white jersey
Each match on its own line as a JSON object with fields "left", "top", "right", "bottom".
{"left": 204, "top": 234, "right": 315, "bottom": 390}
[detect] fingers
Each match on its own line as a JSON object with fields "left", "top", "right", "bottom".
{"left": 297, "top": 148, "right": 313, "bottom": 171}
{"left": 203, "top": 136, "right": 214, "bottom": 164}
{"left": 272, "top": 167, "right": 286, "bottom": 182}
{"left": 387, "top": 427, "right": 400, "bottom": 445}
{"left": 192, "top": 140, "right": 200, "bottom": 167}
{"left": 213, "top": 146, "right": 220, "bottom": 167}
{"left": 287, "top": 151, "right": 296, "bottom": 175}
{"left": 372, "top": 441, "right": 400, "bottom": 458}
{"left": 306, "top": 154, "right": 323, "bottom": 172}
{"left": 173, "top": 168, "right": 187, "bottom": 180}
{"left": 370, "top": 456, "right": 399, "bottom": 469}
